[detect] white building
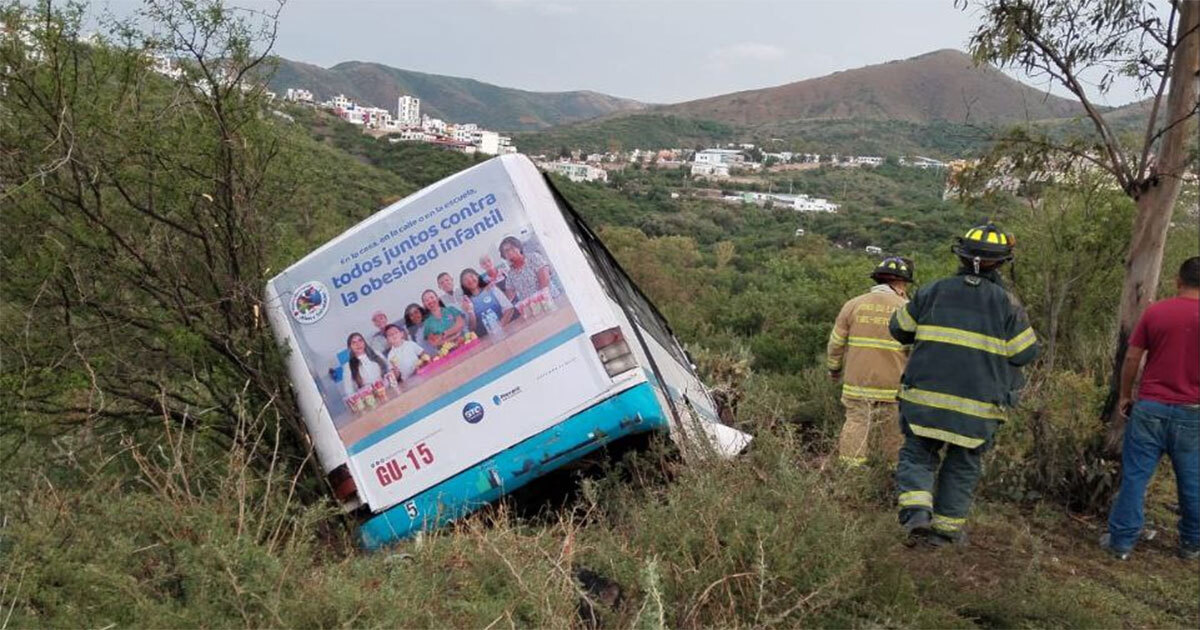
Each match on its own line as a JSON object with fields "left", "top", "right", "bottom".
{"left": 284, "top": 87, "right": 314, "bottom": 102}
{"left": 694, "top": 149, "right": 745, "bottom": 166}
{"left": 691, "top": 162, "right": 731, "bottom": 178}
{"left": 330, "top": 94, "right": 353, "bottom": 111}
{"left": 474, "top": 130, "right": 501, "bottom": 156}
{"left": 845, "top": 156, "right": 884, "bottom": 167}
{"left": 421, "top": 115, "right": 446, "bottom": 133}
{"left": 449, "top": 123, "right": 478, "bottom": 144}
{"left": 150, "top": 53, "right": 184, "bottom": 80}
{"left": 728, "top": 191, "right": 839, "bottom": 212}
{"left": 390, "top": 129, "right": 434, "bottom": 142}
{"left": 787, "top": 194, "right": 840, "bottom": 212}
{"left": 397, "top": 95, "right": 421, "bottom": 126}
{"left": 361, "top": 106, "right": 392, "bottom": 128}
{"left": 542, "top": 161, "right": 608, "bottom": 183}
{"left": 899, "top": 155, "right": 947, "bottom": 169}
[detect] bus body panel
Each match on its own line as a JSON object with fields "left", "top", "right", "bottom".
{"left": 265, "top": 154, "right": 746, "bottom": 546}
{"left": 360, "top": 380, "right": 668, "bottom": 549}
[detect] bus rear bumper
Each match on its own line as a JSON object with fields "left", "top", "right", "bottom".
{"left": 359, "top": 381, "right": 667, "bottom": 550}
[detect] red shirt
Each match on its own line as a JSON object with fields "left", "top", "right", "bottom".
{"left": 1130, "top": 296, "right": 1200, "bottom": 405}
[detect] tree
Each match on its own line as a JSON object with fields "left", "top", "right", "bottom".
{"left": 963, "top": 0, "right": 1199, "bottom": 431}
{"left": 1, "top": 1, "right": 308, "bottom": 468}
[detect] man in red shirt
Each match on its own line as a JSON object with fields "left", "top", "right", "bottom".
{"left": 1102, "top": 256, "right": 1200, "bottom": 560}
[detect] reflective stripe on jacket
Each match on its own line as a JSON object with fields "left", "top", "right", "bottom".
{"left": 888, "top": 268, "right": 1038, "bottom": 448}
{"left": 827, "top": 284, "right": 909, "bottom": 401}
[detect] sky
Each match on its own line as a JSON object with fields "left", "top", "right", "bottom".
{"left": 96, "top": 0, "right": 1152, "bottom": 107}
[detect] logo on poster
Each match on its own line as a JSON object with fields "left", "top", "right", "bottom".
{"left": 290, "top": 281, "right": 330, "bottom": 324}
{"left": 462, "top": 402, "right": 485, "bottom": 424}
{"left": 491, "top": 386, "right": 523, "bottom": 406}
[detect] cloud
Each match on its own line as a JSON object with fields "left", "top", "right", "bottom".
{"left": 487, "top": 0, "right": 580, "bottom": 16}
{"left": 708, "top": 42, "right": 787, "bottom": 70}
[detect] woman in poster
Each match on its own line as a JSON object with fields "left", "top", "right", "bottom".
{"left": 420, "top": 289, "right": 466, "bottom": 348}
{"left": 404, "top": 303, "right": 437, "bottom": 355}
{"left": 460, "top": 268, "right": 515, "bottom": 337}
{"left": 382, "top": 324, "right": 429, "bottom": 379}
{"left": 341, "top": 332, "right": 389, "bottom": 397}
{"left": 499, "top": 236, "right": 560, "bottom": 302}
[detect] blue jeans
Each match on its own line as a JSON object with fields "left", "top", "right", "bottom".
{"left": 1107, "top": 399, "right": 1200, "bottom": 552}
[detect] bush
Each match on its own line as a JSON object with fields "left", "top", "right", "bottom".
{"left": 983, "top": 369, "right": 1119, "bottom": 512}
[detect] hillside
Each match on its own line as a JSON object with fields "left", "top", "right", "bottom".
{"left": 655, "top": 49, "right": 1087, "bottom": 125}
{"left": 10, "top": 3, "right": 1200, "bottom": 627}
{"left": 514, "top": 115, "right": 998, "bottom": 157}
{"left": 516, "top": 49, "right": 1100, "bottom": 157}
{"left": 268, "top": 57, "right": 646, "bottom": 131}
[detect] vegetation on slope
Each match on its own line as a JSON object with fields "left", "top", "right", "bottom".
{"left": 2, "top": 3, "right": 1198, "bottom": 628}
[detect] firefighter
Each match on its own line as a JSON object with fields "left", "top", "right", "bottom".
{"left": 888, "top": 223, "right": 1038, "bottom": 546}
{"left": 827, "top": 256, "right": 914, "bottom": 466}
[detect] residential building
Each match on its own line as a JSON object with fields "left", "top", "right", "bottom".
{"left": 727, "top": 191, "right": 839, "bottom": 212}
{"left": 541, "top": 161, "right": 608, "bottom": 183}
{"left": 391, "top": 129, "right": 435, "bottom": 142}
{"left": 691, "top": 162, "right": 731, "bottom": 178}
{"left": 151, "top": 53, "right": 184, "bottom": 80}
{"left": 475, "top": 130, "right": 501, "bottom": 156}
{"left": 421, "top": 115, "right": 446, "bottom": 133}
{"left": 449, "top": 123, "right": 478, "bottom": 144}
{"left": 284, "top": 88, "right": 314, "bottom": 102}
{"left": 361, "top": 106, "right": 392, "bottom": 128}
{"left": 397, "top": 95, "right": 421, "bottom": 126}
{"left": 694, "top": 148, "right": 745, "bottom": 166}
{"left": 899, "top": 155, "right": 947, "bottom": 169}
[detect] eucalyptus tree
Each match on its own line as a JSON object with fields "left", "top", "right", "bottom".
{"left": 962, "top": 0, "right": 1199, "bottom": 431}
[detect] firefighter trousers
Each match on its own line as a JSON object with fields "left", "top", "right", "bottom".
{"left": 837, "top": 398, "right": 903, "bottom": 466}
{"left": 895, "top": 416, "right": 995, "bottom": 539}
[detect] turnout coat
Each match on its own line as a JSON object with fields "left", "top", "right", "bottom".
{"left": 888, "top": 268, "right": 1038, "bottom": 448}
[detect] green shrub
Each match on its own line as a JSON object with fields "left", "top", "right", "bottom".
{"left": 983, "top": 369, "right": 1119, "bottom": 512}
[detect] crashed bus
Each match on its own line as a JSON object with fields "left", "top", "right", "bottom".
{"left": 265, "top": 155, "right": 750, "bottom": 549}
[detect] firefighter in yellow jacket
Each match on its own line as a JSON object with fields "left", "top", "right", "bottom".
{"left": 827, "top": 257, "right": 914, "bottom": 466}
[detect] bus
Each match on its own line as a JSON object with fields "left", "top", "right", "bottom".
{"left": 265, "top": 154, "right": 750, "bottom": 550}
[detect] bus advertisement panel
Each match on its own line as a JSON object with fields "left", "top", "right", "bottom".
{"left": 267, "top": 158, "right": 612, "bottom": 509}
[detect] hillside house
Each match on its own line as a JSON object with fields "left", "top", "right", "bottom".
{"left": 284, "top": 87, "right": 314, "bottom": 102}
{"left": 541, "top": 161, "right": 608, "bottom": 183}
{"left": 726, "top": 191, "right": 839, "bottom": 212}
{"left": 691, "top": 162, "right": 731, "bottom": 178}
{"left": 694, "top": 148, "right": 745, "bottom": 166}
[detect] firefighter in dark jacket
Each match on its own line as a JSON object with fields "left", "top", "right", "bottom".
{"left": 888, "top": 223, "right": 1038, "bottom": 546}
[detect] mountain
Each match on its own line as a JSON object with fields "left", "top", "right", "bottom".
{"left": 653, "top": 49, "right": 1086, "bottom": 125}
{"left": 268, "top": 58, "right": 646, "bottom": 131}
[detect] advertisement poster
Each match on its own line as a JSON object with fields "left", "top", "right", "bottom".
{"left": 268, "top": 157, "right": 610, "bottom": 509}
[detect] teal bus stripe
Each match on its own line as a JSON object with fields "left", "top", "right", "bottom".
{"left": 347, "top": 323, "right": 586, "bottom": 455}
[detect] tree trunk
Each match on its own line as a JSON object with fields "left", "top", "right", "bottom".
{"left": 1103, "top": 0, "right": 1200, "bottom": 432}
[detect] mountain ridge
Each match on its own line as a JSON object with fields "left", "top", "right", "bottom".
{"left": 650, "top": 49, "right": 1089, "bottom": 125}
{"left": 268, "top": 57, "right": 647, "bottom": 131}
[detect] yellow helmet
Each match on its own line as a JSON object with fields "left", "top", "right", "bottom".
{"left": 870, "top": 256, "right": 914, "bottom": 282}
{"left": 952, "top": 223, "right": 1015, "bottom": 262}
